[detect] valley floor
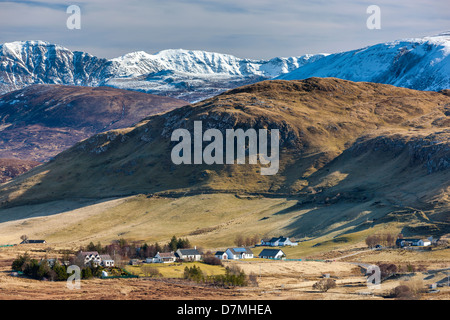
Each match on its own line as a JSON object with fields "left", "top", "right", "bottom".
{"left": 0, "top": 246, "right": 449, "bottom": 300}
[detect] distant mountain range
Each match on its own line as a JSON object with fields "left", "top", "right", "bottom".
{"left": 1, "top": 33, "right": 449, "bottom": 102}
{"left": 0, "top": 41, "right": 325, "bottom": 102}
{"left": 279, "top": 32, "right": 450, "bottom": 92}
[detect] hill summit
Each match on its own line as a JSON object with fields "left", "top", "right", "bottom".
{"left": 0, "top": 78, "right": 448, "bottom": 240}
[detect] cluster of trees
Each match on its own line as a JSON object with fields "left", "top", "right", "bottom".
{"left": 365, "top": 233, "right": 398, "bottom": 248}
{"left": 11, "top": 253, "right": 101, "bottom": 281}
{"left": 234, "top": 234, "right": 260, "bottom": 247}
{"left": 377, "top": 263, "right": 398, "bottom": 280}
{"left": 168, "top": 236, "right": 191, "bottom": 252}
{"left": 183, "top": 265, "right": 251, "bottom": 287}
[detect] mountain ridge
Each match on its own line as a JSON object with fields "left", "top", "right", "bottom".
{"left": 278, "top": 32, "right": 450, "bottom": 92}
{"left": 0, "top": 41, "right": 326, "bottom": 102}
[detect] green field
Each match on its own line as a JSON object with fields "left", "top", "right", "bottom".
{"left": 126, "top": 261, "right": 227, "bottom": 278}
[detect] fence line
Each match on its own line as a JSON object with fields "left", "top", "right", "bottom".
{"left": 260, "top": 258, "right": 326, "bottom": 262}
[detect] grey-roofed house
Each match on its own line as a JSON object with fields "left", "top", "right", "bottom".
{"left": 261, "top": 236, "right": 297, "bottom": 247}
{"left": 175, "top": 248, "right": 202, "bottom": 261}
{"left": 100, "top": 254, "right": 115, "bottom": 267}
{"left": 225, "top": 247, "right": 254, "bottom": 260}
{"left": 258, "top": 248, "right": 286, "bottom": 260}
{"left": 154, "top": 252, "right": 177, "bottom": 263}
{"left": 20, "top": 239, "right": 46, "bottom": 244}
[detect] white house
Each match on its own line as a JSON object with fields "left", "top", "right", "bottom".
{"left": 422, "top": 238, "right": 432, "bottom": 247}
{"left": 258, "top": 248, "right": 286, "bottom": 260}
{"left": 225, "top": 247, "right": 254, "bottom": 260}
{"left": 261, "top": 236, "right": 298, "bottom": 247}
{"left": 175, "top": 248, "right": 202, "bottom": 261}
{"left": 79, "top": 251, "right": 102, "bottom": 266}
{"left": 100, "top": 254, "right": 115, "bottom": 267}
{"left": 396, "top": 238, "right": 433, "bottom": 247}
{"left": 153, "top": 252, "right": 177, "bottom": 263}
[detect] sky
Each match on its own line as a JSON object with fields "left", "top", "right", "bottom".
{"left": 0, "top": 0, "right": 449, "bottom": 59}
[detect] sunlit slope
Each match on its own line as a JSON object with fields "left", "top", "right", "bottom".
{"left": 0, "top": 78, "right": 448, "bottom": 242}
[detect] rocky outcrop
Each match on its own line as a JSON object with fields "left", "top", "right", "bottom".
{"left": 349, "top": 130, "right": 450, "bottom": 173}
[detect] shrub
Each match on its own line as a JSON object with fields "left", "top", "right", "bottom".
{"left": 12, "top": 253, "right": 31, "bottom": 271}
{"left": 36, "top": 262, "right": 52, "bottom": 280}
{"left": 82, "top": 266, "right": 93, "bottom": 279}
{"left": 142, "top": 265, "right": 162, "bottom": 277}
{"left": 23, "top": 259, "right": 40, "bottom": 279}
{"left": 391, "top": 280, "right": 425, "bottom": 300}
{"left": 392, "top": 285, "right": 414, "bottom": 299}
{"left": 202, "top": 255, "right": 223, "bottom": 266}
{"left": 312, "top": 278, "right": 336, "bottom": 292}
{"left": 52, "top": 262, "right": 68, "bottom": 281}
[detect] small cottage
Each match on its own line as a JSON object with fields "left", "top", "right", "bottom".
{"left": 154, "top": 252, "right": 177, "bottom": 263}
{"left": 100, "top": 254, "right": 115, "bottom": 267}
{"left": 225, "top": 247, "right": 254, "bottom": 260}
{"left": 20, "top": 239, "right": 46, "bottom": 244}
{"left": 78, "top": 251, "right": 102, "bottom": 266}
{"left": 260, "top": 236, "right": 297, "bottom": 247}
{"left": 396, "top": 238, "right": 430, "bottom": 247}
{"left": 215, "top": 251, "right": 228, "bottom": 260}
{"left": 175, "top": 248, "right": 202, "bottom": 261}
{"left": 258, "top": 248, "right": 285, "bottom": 260}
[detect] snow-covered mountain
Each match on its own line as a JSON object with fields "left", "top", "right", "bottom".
{"left": 278, "top": 32, "right": 450, "bottom": 92}
{"left": 3, "top": 32, "right": 448, "bottom": 102}
{"left": 0, "top": 41, "right": 325, "bottom": 102}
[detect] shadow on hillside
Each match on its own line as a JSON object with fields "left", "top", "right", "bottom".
{"left": 0, "top": 196, "right": 124, "bottom": 224}
{"left": 277, "top": 202, "right": 380, "bottom": 239}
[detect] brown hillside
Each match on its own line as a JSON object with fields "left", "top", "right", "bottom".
{"left": 0, "top": 159, "right": 41, "bottom": 184}
{"left": 0, "top": 78, "right": 448, "bottom": 238}
{"left": 0, "top": 84, "right": 187, "bottom": 161}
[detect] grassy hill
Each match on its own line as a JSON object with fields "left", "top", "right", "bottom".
{"left": 0, "top": 78, "right": 448, "bottom": 246}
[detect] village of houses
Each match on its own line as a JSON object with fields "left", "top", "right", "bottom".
{"left": 68, "top": 236, "right": 298, "bottom": 270}
{"left": 2, "top": 232, "right": 449, "bottom": 300}
{"left": 17, "top": 234, "right": 437, "bottom": 271}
